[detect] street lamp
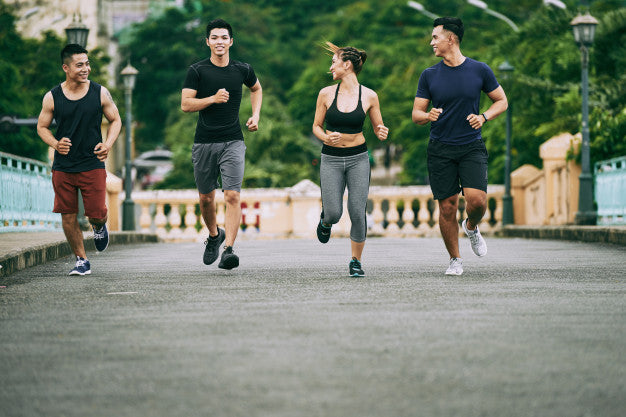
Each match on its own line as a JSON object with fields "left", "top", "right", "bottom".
{"left": 571, "top": 12, "right": 599, "bottom": 225}
{"left": 121, "top": 62, "right": 139, "bottom": 231}
{"left": 466, "top": 0, "right": 520, "bottom": 32}
{"left": 65, "top": 14, "right": 89, "bottom": 48}
{"left": 407, "top": 1, "right": 439, "bottom": 19}
{"left": 498, "top": 61, "right": 514, "bottom": 225}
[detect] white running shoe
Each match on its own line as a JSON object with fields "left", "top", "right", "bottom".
{"left": 445, "top": 257, "right": 463, "bottom": 275}
{"left": 462, "top": 219, "right": 487, "bottom": 257}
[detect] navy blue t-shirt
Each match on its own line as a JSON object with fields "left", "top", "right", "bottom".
{"left": 183, "top": 59, "right": 257, "bottom": 143}
{"left": 416, "top": 58, "right": 499, "bottom": 145}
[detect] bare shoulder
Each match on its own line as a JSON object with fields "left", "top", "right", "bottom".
{"left": 361, "top": 85, "right": 378, "bottom": 100}
{"left": 319, "top": 85, "right": 336, "bottom": 97}
{"left": 42, "top": 91, "right": 54, "bottom": 108}
{"left": 100, "top": 86, "right": 114, "bottom": 103}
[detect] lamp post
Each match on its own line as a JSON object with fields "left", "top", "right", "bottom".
{"left": 65, "top": 14, "right": 89, "bottom": 47}
{"left": 407, "top": 1, "right": 439, "bottom": 19}
{"left": 466, "top": 0, "right": 519, "bottom": 32}
{"left": 498, "top": 61, "right": 514, "bottom": 225}
{"left": 571, "top": 12, "right": 599, "bottom": 225}
{"left": 121, "top": 62, "right": 139, "bottom": 231}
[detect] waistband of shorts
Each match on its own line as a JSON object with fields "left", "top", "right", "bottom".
{"left": 321, "top": 142, "right": 368, "bottom": 157}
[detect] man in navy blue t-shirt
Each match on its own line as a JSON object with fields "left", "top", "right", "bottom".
{"left": 412, "top": 17, "right": 508, "bottom": 276}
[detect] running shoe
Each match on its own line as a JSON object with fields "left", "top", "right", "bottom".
{"left": 92, "top": 224, "right": 109, "bottom": 252}
{"left": 69, "top": 256, "right": 91, "bottom": 276}
{"left": 445, "top": 257, "right": 463, "bottom": 276}
{"left": 349, "top": 257, "right": 365, "bottom": 277}
{"left": 316, "top": 219, "right": 332, "bottom": 244}
{"left": 218, "top": 246, "right": 239, "bottom": 270}
{"left": 462, "top": 219, "right": 487, "bottom": 257}
{"left": 203, "top": 228, "right": 225, "bottom": 265}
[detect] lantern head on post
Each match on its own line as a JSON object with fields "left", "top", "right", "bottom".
{"left": 121, "top": 63, "right": 139, "bottom": 91}
{"left": 65, "top": 14, "right": 89, "bottom": 48}
{"left": 571, "top": 13, "right": 599, "bottom": 48}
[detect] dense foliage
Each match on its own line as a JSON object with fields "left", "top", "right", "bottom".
{"left": 0, "top": 1, "right": 109, "bottom": 161}
{"left": 2, "top": 0, "right": 625, "bottom": 188}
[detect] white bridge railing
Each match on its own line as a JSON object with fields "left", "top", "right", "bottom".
{"left": 125, "top": 180, "right": 504, "bottom": 241}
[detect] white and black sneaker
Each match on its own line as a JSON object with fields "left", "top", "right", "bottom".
{"left": 445, "top": 257, "right": 463, "bottom": 276}
{"left": 462, "top": 219, "right": 487, "bottom": 257}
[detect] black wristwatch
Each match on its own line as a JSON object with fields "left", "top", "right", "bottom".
{"left": 482, "top": 113, "right": 488, "bottom": 123}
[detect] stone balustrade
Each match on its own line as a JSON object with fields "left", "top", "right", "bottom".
{"left": 124, "top": 180, "right": 504, "bottom": 241}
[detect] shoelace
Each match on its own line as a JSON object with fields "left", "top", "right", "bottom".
{"left": 93, "top": 228, "right": 105, "bottom": 239}
{"left": 467, "top": 228, "right": 480, "bottom": 244}
{"left": 76, "top": 258, "right": 87, "bottom": 267}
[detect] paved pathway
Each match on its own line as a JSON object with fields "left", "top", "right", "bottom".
{"left": 1, "top": 237, "right": 624, "bottom": 417}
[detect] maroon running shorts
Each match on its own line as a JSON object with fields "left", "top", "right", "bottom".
{"left": 51, "top": 169, "right": 108, "bottom": 219}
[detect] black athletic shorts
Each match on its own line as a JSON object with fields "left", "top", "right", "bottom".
{"left": 427, "top": 138, "right": 489, "bottom": 200}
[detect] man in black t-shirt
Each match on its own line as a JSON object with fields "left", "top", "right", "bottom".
{"left": 182, "top": 18, "right": 262, "bottom": 270}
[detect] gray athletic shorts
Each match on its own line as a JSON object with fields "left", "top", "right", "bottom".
{"left": 191, "top": 140, "right": 246, "bottom": 194}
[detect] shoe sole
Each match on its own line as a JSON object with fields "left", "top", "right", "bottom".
{"left": 69, "top": 270, "right": 91, "bottom": 276}
{"left": 445, "top": 271, "right": 463, "bottom": 276}
{"left": 203, "top": 229, "right": 226, "bottom": 265}
{"left": 350, "top": 273, "right": 365, "bottom": 278}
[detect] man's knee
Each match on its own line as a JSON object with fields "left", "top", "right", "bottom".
{"left": 223, "top": 190, "right": 240, "bottom": 206}
{"left": 438, "top": 197, "right": 458, "bottom": 219}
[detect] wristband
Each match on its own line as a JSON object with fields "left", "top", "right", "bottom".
{"left": 482, "top": 113, "right": 488, "bottom": 123}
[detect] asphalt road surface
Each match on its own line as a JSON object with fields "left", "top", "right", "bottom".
{"left": 1, "top": 237, "right": 624, "bottom": 417}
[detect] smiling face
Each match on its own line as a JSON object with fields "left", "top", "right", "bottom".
{"left": 206, "top": 28, "right": 233, "bottom": 57}
{"left": 430, "top": 25, "right": 454, "bottom": 57}
{"left": 329, "top": 53, "right": 351, "bottom": 80}
{"left": 63, "top": 53, "right": 90, "bottom": 83}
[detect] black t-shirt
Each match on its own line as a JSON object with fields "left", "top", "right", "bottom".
{"left": 51, "top": 81, "right": 105, "bottom": 172}
{"left": 183, "top": 58, "right": 258, "bottom": 143}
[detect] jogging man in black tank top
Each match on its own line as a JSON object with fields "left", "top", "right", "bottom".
{"left": 37, "top": 44, "right": 122, "bottom": 276}
{"left": 182, "top": 19, "right": 262, "bottom": 270}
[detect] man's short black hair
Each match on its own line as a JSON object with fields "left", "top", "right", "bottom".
{"left": 61, "top": 43, "right": 88, "bottom": 65}
{"left": 433, "top": 17, "right": 464, "bottom": 43}
{"left": 206, "top": 18, "right": 233, "bottom": 39}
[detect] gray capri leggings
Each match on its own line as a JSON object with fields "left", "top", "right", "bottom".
{"left": 320, "top": 149, "right": 371, "bottom": 242}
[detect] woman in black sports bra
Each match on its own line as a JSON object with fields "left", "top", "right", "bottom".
{"left": 312, "top": 42, "right": 389, "bottom": 278}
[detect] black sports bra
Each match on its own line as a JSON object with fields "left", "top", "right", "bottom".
{"left": 324, "top": 83, "right": 366, "bottom": 134}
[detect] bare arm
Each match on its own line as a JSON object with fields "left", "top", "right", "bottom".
{"left": 366, "top": 90, "right": 388, "bottom": 141}
{"left": 37, "top": 92, "right": 71, "bottom": 154}
{"left": 466, "top": 86, "right": 508, "bottom": 130}
{"left": 245, "top": 80, "right": 262, "bottom": 132}
{"left": 412, "top": 97, "right": 442, "bottom": 125}
{"left": 312, "top": 88, "right": 338, "bottom": 145}
{"left": 94, "top": 86, "right": 122, "bottom": 161}
{"left": 181, "top": 88, "right": 229, "bottom": 113}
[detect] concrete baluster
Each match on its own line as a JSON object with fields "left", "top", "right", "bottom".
{"left": 154, "top": 203, "right": 168, "bottom": 238}
{"left": 183, "top": 203, "right": 198, "bottom": 240}
{"left": 401, "top": 198, "right": 416, "bottom": 234}
{"left": 386, "top": 199, "right": 400, "bottom": 233}
{"left": 370, "top": 198, "right": 385, "bottom": 234}
{"left": 139, "top": 202, "right": 152, "bottom": 232}
{"left": 168, "top": 204, "right": 182, "bottom": 240}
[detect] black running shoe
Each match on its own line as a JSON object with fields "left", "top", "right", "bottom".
{"left": 316, "top": 219, "right": 332, "bottom": 243}
{"left": 349, "top": 257, "right": 364, "bottom": 277}
{"left": 203, "top": 228, "right": 225, "bottom": 265}
{"left": 92, "top": 224, "right": 109, "bottom": 252}
{"left": 218, "top": 246, "right": 239, "bottom": 270}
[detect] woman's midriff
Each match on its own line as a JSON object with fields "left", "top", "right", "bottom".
{"left": 325, "top": 131, "right": 366, "bottom": 148}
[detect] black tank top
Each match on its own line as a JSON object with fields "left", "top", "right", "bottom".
{"left": 51, "top": 81, "right": 105, "bottom": 172}
{"left": 324, "top": 83, "right": 366, "bottom": 134}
